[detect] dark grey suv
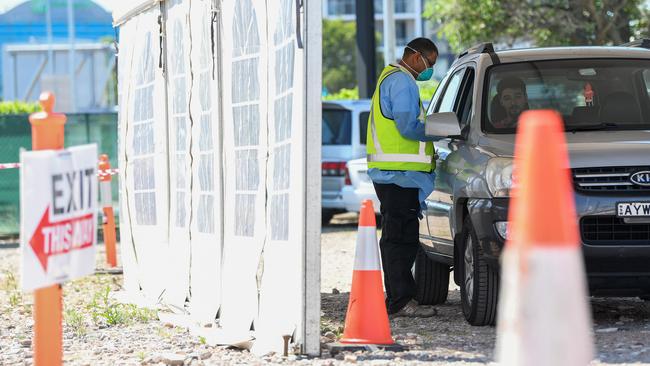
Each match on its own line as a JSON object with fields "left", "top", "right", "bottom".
{"left": 415, "top": 42, "right": 650, "bottom": 326}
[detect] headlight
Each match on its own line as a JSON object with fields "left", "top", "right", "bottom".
{"left": 495, "top": 221, "right": 509, "bottom": 240}
{"left": 486, "top": 157, "right": 514, "bottom": 197}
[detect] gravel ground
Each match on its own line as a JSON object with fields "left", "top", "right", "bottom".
{"left": 1, "top": 213, "right": 649, "bottom": 365}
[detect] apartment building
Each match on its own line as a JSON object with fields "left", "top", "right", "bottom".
{"left": 323, "top": 0, "right": 453, "bottom": 80}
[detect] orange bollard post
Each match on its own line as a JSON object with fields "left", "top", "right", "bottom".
{"left": 98, "top": 154, "right": 117, "bottom": 267}
{"left": 28, "top": 92, "right": 65, "bottom": 366}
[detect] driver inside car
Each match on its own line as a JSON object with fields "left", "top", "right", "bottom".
{"left": 490, "top": 76, "right": 530, "bottom": 129}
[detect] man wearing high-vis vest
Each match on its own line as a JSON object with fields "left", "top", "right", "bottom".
{"left": 367, "top": 38, "right": 440, "bottom": 318}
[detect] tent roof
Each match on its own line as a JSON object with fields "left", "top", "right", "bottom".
{"left": 112, "top": 0, "right": 160, "bottom": 26}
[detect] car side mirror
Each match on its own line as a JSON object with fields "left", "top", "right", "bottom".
{"left": 425, "top": 112, "right": 463, "bottom": 138}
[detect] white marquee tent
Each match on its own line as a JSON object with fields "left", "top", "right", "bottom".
{"left": 112, "top": 0, "right": 321, "bottom": 355}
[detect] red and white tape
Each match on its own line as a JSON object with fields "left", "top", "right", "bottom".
{"left": 0, "top": 162, "right": 119, "bottom": 177}
{"left": 0, "top": 163, "right": 21, "bottom": 170}
{"left": 97, "top": 169, "right": 120, "bottom": 177}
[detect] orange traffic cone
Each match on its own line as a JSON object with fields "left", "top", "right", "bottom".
{"left": 496, "top": 110, "right": 593, "bottom": 366}
{"left": 340, "top": 199, "right": 394, "bottom": 345}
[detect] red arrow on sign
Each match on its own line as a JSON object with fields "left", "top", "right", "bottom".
{"left": 29, "top": 206, "right": 94, "bottom": 272}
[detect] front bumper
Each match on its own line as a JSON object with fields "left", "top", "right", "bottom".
{"left": 466, "top": 198, "right": 508, "bottom": 266}
{"left": 467, "top": 194, "right": 650, "bottom": 295}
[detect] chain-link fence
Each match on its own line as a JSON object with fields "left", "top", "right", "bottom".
{"left": 0, "top": 113, "right": 118, "bottom": 236}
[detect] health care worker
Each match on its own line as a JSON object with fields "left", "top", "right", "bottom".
{"left": 367, "top": 37, "right": 440, "bottom": 318}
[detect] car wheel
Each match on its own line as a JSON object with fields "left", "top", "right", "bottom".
{"left": 459, "top": 217, "right": 499, "bottom": 326}
{"left": 414, "top": 247, "right": 450, "bottom": 305}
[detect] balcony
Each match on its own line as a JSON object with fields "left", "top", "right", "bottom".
{"left": 374, "top": 0, "right": 416, "bottom": 14}
{"left": 327, "top": 0, "right": 355, "bottom": 16}
{"left": 326, "top": 0, "right": 418, "bottom": 16}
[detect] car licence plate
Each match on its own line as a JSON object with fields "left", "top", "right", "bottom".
{"left": 617, "top": 202, "right": 650, "bottom": 217}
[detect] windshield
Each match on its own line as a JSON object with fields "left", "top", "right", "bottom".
{"left": 482, "top": 59, "right": 650, "bottom": 133}
{"left": 322, "top": 108, "right": 352, "bottom": 145}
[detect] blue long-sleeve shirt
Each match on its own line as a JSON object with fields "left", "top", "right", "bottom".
{"left": 368, "top": 65, "right": 440, "bottom": 215}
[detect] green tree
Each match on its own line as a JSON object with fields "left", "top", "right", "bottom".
{"left": 0, "top": 101, "right": 40, "bottom": 115}
{"left": 323, "top": 19, "right": 357, "bottom": 94}
{"left": 425, "top": 0, "right": 650, "bottom": 52}
{"left": 417, "top": 79, "right": 440, "bottom": 103}
{"left": 322, "top": 87, "right": 359, "bottom": 101}
{"left": 322, "top": 19, "right": 441, "bottom": 101}
{"left": 631, "top": 5, "right": 650, "bottom": 40}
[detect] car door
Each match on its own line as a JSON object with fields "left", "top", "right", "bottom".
{"left": 421, "top": 65, "right": 476, "bottom": 260}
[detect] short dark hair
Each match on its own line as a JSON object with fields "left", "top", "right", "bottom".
{"left": 497, "top": 76, "right": 526, "bottom": 94}
{"left": 404, "top": 38, "right": 438, "bottom": 57}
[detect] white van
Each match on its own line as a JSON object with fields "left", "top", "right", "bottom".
{"left": 321, "top": 99, "right": 370, "bottom": 224}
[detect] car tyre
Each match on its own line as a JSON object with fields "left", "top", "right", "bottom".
{"left": 414, "top": 247, "right": 450, "bottom": 305}
{"left": 459, "top": 217, "right": 499, "bottom": 326}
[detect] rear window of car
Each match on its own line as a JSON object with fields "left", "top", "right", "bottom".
{"left": 322, "top": 109, "right": 351, "bottom": 145}
{"left": 482, "top": 59, "right": 650, "bottom": 133}
{"left": 359, "top": 111, "right": 369, "bottom": 145}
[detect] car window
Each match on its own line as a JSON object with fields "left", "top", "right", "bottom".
{"left": 426, "top": 73, "right": 450, "bottom": 115}
{"left": 483, "top": 59, "right": 650, "bottom": 133}
{"left": 322, "top": 108, "right": 352, "bottom": 145}
{"left": 436, "top": 69, "right": 465, "bottom": 113}
{"left": 458, "top": 68, "right": 475, "bottom": 128}
{"left": 359, "top": 111, "right": 369, "bottom": 145}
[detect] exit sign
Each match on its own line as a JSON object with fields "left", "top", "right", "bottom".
{"left": 20, "top": 144, "right": 97, "bottom": 291}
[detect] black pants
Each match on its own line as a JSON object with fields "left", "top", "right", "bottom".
{"left": 373, "top": 182, "right": 420, "bottom": 314}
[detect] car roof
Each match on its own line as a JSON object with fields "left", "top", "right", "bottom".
{"left": 495, "top": 46, "right": 650, "bottom": 63}
{"left": 455, "top": 46, "right": 650, "bottom": 66}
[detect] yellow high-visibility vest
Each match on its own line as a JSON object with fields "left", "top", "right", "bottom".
{"left": 366, "top": 65, "right": 435, "bottom": 172}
